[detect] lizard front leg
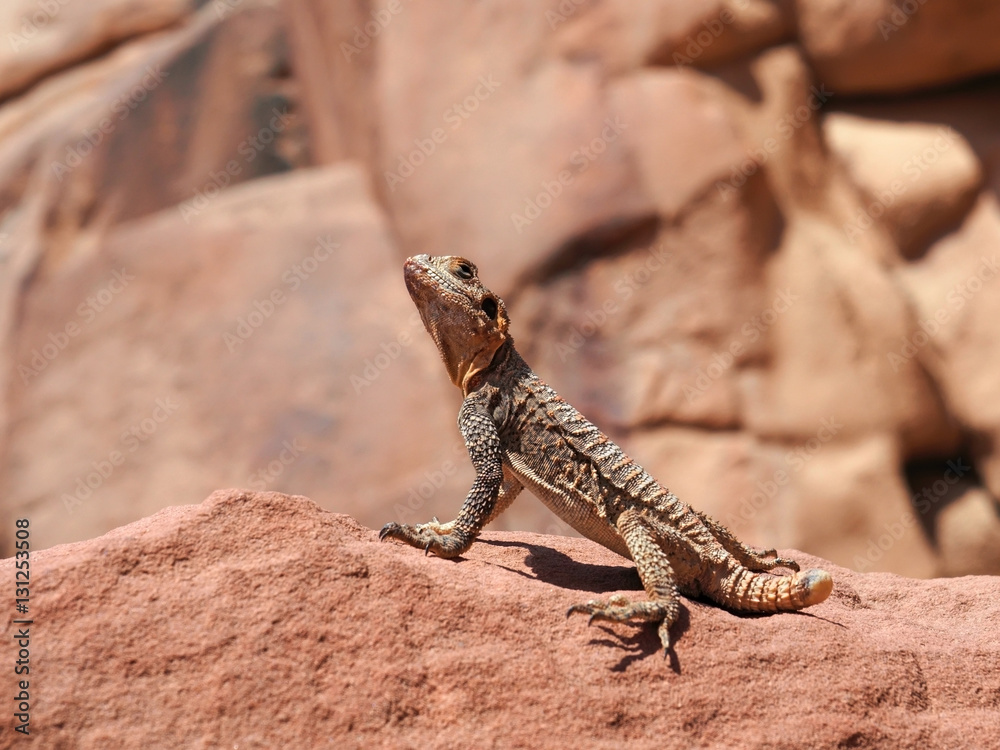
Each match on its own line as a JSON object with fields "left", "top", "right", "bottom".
{"left": 380, "top": 393, "right": 507, "bottom": 558}
{"left": 415, "top": 466, "right": 522, "bottom": 536}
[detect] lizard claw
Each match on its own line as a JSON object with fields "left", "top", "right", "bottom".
{"left": 658, "top": 621, "right": 672, "bottom": 655}
{"left": 566, "top": 600, "right": 598, "bottom": 619}
{"left": 379, "top": 522, "right": 401, "bottom": 541}
{"left": 568, "top": 595, "right": 678, "bottom": 654}
{"left": 377, "top": 518, "right": 471, "bottom": 558}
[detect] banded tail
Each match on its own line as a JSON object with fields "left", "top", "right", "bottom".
{"left": 715, "top": 566, "right": 833, "bottom": 613}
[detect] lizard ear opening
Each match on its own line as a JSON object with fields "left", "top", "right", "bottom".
{"left": 481, "top": 297, "right": 498, "bottom": 320}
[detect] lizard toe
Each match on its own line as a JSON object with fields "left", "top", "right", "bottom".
{"left": 377, "top": 520, "right": 471, "bottom": 557}
{"left": 567, "top": 597, "right": 658, "bottom": 625}
{"left": 772, "top": 556, "right": 800, "bottom": 572}
{"left": 657, "top": 620, "right": 673, "bottom": 654}
{"left": 378, "top": 522, "right": 405, "bottom": 541}
{"left": 566, "top": 600, "right": 600, "bottom": 618}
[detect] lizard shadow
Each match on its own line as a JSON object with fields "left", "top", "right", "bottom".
{"left": 476, "top": 540, "right": 842, "bottom": 670}
{"left": 478, "top": 538, "right": 641, "bottom": 594}
{"left": 726, "top": 607, "right": 848, "bottom": 629}
{"left": 587, "top": 604, "right": 691, "bottom": 673}
{"left": 478, "top": 538, "right": 690, "bottom": 670}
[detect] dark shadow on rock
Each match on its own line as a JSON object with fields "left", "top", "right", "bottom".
{"left": 716, "top": 602, "right": 848, "bottom": 630}
{"left": 581, "top": 602, "right": 691, "bottom": 673}
{"left": 480, "top": 538, "right": 694, "bottom": 665}
{"left": 479, "top": 538, "right": 640, "bottom": 594}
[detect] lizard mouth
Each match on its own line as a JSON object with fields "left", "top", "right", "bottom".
{"left": 403, "top": 255, "right": 430, "bottom": 296}
{"left": 404, "top": 255, "right": 466, "bottom": 307}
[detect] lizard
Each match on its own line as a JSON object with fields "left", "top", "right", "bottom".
{"left": 380, "top": 254, "right": 833, "bottom": 652}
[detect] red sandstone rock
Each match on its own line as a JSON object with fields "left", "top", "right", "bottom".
{"left": 0, "top": 0, "right": 193, "bottom": 100}
{"left": 824, "top": 112, "right": 983, "bottom": 258}
{"left": 2, "top": 1, "right": 1000, "bottom": 584}
{"left": 795, "top": 0, "right": 1000, "bottom": 94}
{"left": 4, "top": 489, "right": 999, "bottom": 748}
{"left": 550, "top": 0, "right": 793, "bottom": 74}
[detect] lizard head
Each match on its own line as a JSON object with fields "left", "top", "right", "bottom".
{"left": 404, "top": 254, "right": 511, "bottom": 394}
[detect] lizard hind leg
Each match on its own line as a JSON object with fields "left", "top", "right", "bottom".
{"left": 694, "top": 509, "right": 800, "bottom": 573}
{"left": 566, "top": 508, "right": 681, "bottom": 652}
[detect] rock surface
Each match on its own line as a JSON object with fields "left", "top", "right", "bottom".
{"left": 0, "top": 0, "right": 194, "bottom": 100}
{"left": 2, "top": 1, "right": 1000, "bottom": 582}
{"left": 5, "top": 489, "right": 999, "bottom": 749}
{"left": 824, "top": 112, "right": 983, "bottom": 258}
{"left": 795, "top": 0, "right": 1000, "bottom": 94}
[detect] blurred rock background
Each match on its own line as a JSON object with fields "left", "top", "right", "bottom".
{"left": 1, "top": 0, "right": 999, "bottom": 577}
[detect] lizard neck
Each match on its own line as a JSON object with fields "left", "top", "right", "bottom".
{"left": 463, "top": 337, "right": 521, "bottom": 396}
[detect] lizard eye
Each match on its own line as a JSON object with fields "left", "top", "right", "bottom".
{"left": 454, "top": 262, "right": 474, "bottom": 280}
{"left": 481, "top": 297, "right": 498, "bottom": 320}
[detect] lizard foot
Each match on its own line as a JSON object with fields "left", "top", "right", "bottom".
{"left": 567, "top": 594, "right": 676, "bottom": 651}
{"left": 379, "top": 521, "right": 469, "bottom": 558}
{"left": 694, "top": 510, "right": 801, "bottom": 573}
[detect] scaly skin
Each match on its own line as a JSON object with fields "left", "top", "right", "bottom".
{"left": 380, "top": 255, "right": 833, "bottom": 652}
